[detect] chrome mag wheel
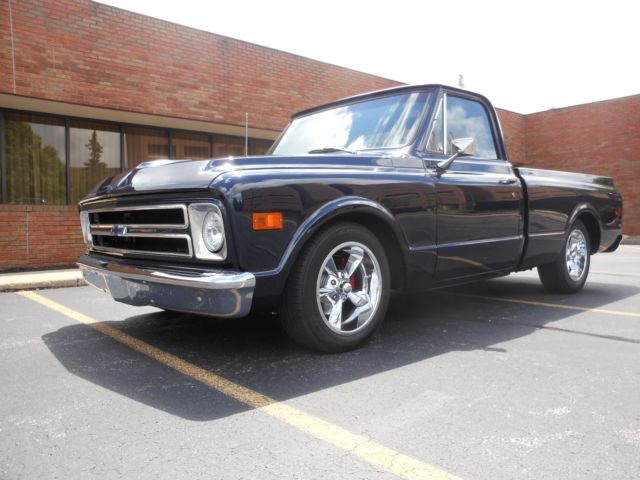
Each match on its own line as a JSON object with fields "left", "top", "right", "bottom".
{"left": 316, "top": 242, "right": 382, "bottom": 336}
{"left": 566, "top": 228, "right": 588, "bottom": 281}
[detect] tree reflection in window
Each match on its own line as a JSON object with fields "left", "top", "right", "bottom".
{"left": 5, "top": 114, "right": 66, "bottom": 204}
{"left": 70, "top": 121, "right": 120, "bottom": 203}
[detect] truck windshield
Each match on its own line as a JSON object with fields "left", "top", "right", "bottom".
{"left": 271, "top": 91, "right": 429, "bottom": 155}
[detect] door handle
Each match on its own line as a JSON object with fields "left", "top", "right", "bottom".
{"left": 499, "top": 176, "right": 518, "bottom": 184}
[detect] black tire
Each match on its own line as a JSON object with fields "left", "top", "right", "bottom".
{"left": 280, "top": 222, "right": 391, "bottom": 353}
{"left": 538, "top": 220, "right": 591, "bottom": 293}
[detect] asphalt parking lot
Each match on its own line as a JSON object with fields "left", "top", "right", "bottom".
{"left": 1, "top": 246, "right": 639, "bottom": 480}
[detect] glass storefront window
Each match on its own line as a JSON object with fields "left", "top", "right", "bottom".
{"left": 213, "top": 135, "right": 244, "bottom": 158}
{"left": 172, "top": 132, "right": 211, "bottom": 160}
{"left": 4, "top": 114, "right": 66, "bottom": 204}
{"left": 250, "top": 139, "right": 273, "bottom": 156}
{"left": 69, "top": 121, "right": 121, "bottom": 203}
{"left": 124, "top": 127, "right": 169, "bottom": 168}
{"left": 1, "top": 111, "right": 271, "bottom": 204}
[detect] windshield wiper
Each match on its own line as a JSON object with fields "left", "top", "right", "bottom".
{"left": 308, "top": 147, "right": 358, "bottom": 154}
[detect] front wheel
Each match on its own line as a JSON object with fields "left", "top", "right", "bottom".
{"left": 538, "top": 220, "right": 591, "bottom": 293}
{"left": 280, "top": 222, "right": 390, "bottom": 353}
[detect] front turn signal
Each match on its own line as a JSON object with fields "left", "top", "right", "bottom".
{"left": 252, "top": 212, "right": 283, "bottom": 230}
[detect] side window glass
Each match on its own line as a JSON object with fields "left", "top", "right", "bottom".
{"left": 446, "top": 96, "right": 497, "bottom": 159}
{"left": 425, "top": 98, "right": 444, "bottom": 154}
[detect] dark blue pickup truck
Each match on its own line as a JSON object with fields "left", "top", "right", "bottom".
{"left": 77, "top": 85, "right": 623, "bottom": 352}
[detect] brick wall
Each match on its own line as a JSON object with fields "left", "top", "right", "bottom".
{"left": 496, "top": 108, "right": 526, "bottom": 166}
{"left": 525, "top": 94, "right": 640, "bottom": 235}
{"left": 0, "top": 0, "right": 401, "bottom": 133}
{"left": 0, "top": 205, "right": 84, "bottom": 270}
{"left": 0, "top": 0, "right": 636, "bottom": 271}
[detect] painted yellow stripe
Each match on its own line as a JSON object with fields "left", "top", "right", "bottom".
{"left": 455, "top": 293, "right": 640, "bottom": 318}
{"left": 18, "top": 290, "right": 460, "bottom": 480}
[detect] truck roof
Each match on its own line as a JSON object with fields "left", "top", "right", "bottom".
{"left": 292, "top": 84, "right": 494, "bottom": 119}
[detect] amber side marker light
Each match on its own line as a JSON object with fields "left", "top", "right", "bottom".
{"left": 252, "top": 212, "right": 284, "bottom": 230}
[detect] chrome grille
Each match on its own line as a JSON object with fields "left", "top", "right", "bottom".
{"left": 88, "top": 204, "right": 188, "bottom": 229}
{"left": 88, "top": 204, "right": 193, "bottom": 258}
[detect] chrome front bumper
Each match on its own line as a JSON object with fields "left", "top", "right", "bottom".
{"left": 77, "top": 254, "right": 255, "bottom": 318}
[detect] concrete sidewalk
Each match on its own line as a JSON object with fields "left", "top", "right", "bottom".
{"left": 0, "top": 269, "right": 86, "bottom": 291}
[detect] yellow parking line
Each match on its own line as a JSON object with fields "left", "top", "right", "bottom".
{"left": 455, "top": 293, "right": 640, "bottom": 318}
{"left": 18, "top": 290, "right": 460, "bottom": 480}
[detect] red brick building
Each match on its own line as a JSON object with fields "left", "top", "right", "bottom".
{"left": 0, "top": 0, "right": 637, "bottom": 271}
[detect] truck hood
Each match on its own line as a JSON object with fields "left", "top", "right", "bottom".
{"left": 80, "top": 154, "right": 396, "bottom": 203}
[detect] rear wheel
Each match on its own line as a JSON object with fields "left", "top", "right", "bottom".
{"left": 280, "top": 222, "right": 390, "bottom": 353}
{"left": 538, "top": 220, "right": 590, "bottom": 293}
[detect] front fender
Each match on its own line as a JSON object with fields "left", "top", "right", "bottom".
{"left": 255, "top": 196, "right": 406, "bottom": 279}
{"left": 247, "top": 196, "right": 417, "bottom": 309}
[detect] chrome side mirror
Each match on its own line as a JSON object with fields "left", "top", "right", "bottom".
{"left": 436, "top": 137, "right": 477, "bottom": 173}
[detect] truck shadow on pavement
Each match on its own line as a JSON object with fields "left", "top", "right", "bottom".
{"left": 41, "top": 275, "right": 639, "bottom": 421}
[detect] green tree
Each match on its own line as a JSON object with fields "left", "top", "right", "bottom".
{"left": 84, "top": 130, "right": 107, "bottom": 177}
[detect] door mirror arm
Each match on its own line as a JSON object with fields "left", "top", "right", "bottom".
{"left": 435, "top": 137, "right": 477, "bottom": 174}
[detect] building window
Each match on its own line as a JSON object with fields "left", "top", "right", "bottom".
{"left": 4, "top": 113, "right": 66, "bottom": 204}
{"left": 172, "top": 132, "right": 211, "bottom": 160}
{"left": 250, "top": 139, "right": 273, "bottom": 156}
{"left": 0, "top": 110, "right": 276, "bottom": 204}
{"left": 213, "top": 135, "right": 245, "bottom": 157}
{"left": 124, "top": 127, "right": 169, "bottom": 168}
{"left": 69, "top": 121, "right": 121, "bottom": 203}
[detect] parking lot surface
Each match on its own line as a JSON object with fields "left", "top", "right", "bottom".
{"left": 1, "top": 246, "right": 639, "bottom": 479}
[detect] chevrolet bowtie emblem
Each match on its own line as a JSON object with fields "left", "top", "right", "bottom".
{"left": 111, "top": 225, "right": 128, "bottom": 236}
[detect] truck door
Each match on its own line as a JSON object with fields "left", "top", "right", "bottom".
{"left": 423, "top": 92, "right": 525, "bottom": 282}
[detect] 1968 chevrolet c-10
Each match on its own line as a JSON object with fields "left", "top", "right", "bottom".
{"left": 77, "top": 84, "right": 623, "bottom": 352}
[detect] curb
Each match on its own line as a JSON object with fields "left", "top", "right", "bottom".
{"left": 622, "top": 235, "right": 640, "bottom": 245}
{"left": 0, "top": 270, "right": 87, "bottom": 292}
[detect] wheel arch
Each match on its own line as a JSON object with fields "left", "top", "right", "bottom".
{"left": 317, "top": 211, "right": 407, "bottom": 291}
{"left": 275, "top": 197, "right": 409, "bottom": 291}
{"left": 569, "top": 203, "right": 601, "bottom": 253}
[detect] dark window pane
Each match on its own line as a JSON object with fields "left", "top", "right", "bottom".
{"left": 249, "top": 139, "right": 273, "bottom": 156}
{"left": 69, "top": 121, "right": 120, "bottom": 203}
{"left": 124, "top": 127, "right": 168, "bottom": 168}
{"left": 446, "top": 96, "right": 497, "bottom": 159}
{"left": 4, "top": 113, "right": 66, "bottom": 204}
{"left": 172, "top": 132, "right": 211, "bottom": 160}
{"left": 213, "top": 135, "right": 244, "bottom": 158}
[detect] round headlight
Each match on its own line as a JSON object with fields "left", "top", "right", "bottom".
{"left": 202, "top": 210, "right": 224, "bottom": 252}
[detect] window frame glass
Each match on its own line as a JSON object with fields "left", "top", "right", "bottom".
{"left": 171, "top": 131, "right": 212, "bottom": 160}
{"left": 271, "top": 91, "right": 430, "bottom": 155}
{"left": 0, "top": 108, "right": 275, "bottom": 204}
{"left": 69, "top": 120, "right": 122, "bottom": 203}
{"left": 3, "top": 113, "right": 67, "bottom": 204}
{"left": 423, "top": 92, "right": 503, "bottom": 161}
{"left": 123, "top": 126, "right": 170, "bottom": 169}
